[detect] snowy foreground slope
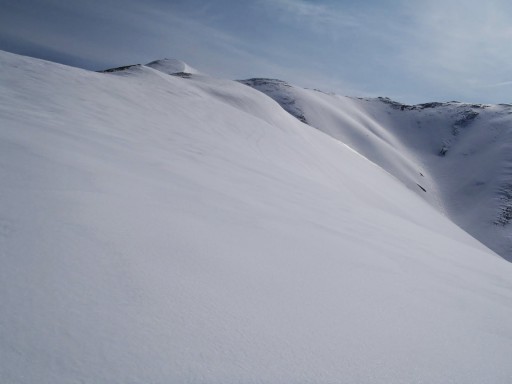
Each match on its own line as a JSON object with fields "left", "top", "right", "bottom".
{"left": 241, "top": 79, "right": 512, "bottom": 261}
{"left": 1, "top": 50, "right": 512, "bottom": 383}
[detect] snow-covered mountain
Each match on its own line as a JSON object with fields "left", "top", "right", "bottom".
{"left": 1, "top": 50, "right": 512, "bottom": 384}
{"left": 241, "top": 79, "right": 512, "bottom": 261}
{"left": 100, "top": 58, "right": 199, "bottom": 76}
{"left": 145, "top": 58, "right": 199, "bottom": 75}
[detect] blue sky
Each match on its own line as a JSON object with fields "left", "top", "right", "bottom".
{"left": 1, "top": 0, "right": 511, "bottom": 104}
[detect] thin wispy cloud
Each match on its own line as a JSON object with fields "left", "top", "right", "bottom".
{"left": 1, "top": 0, "right": 511, "bottom": 103}
{"left": 483, "top": 81, "right": 512, "bottom": 89}
{"left": 396, "top": 0, "right": 512, "bottom": 98}
{"left": 262, "top": 0, "right": 357, "bottom": 25}
{"left": 258, "top": 0, "right": 364, "bottom": 40}
{"left": 255, "top": 0, "right": 512, "bottom": 102}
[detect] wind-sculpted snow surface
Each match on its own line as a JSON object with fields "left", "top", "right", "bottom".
{"left": 1, "top": 51, "right": 512, "bottom": 384}
{"left": 242, "top": 80, "right": 512, "bottom": 261}
{"left": 239, "top": 79, "right": 309, "bottom": 123}
{"left": 146, "top": 58, "right": 199, "bottom": 74}
{"left": 100, "top": 58, "right": 199, "bottom": 76}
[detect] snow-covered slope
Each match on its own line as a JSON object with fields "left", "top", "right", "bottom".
{"left": 2, "top": 51, "right": 512, "bottom": 383}
{"left": 241, "top": 79, "right": 512, "bottom": 261}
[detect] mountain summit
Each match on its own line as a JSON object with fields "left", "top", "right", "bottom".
{"left": 145, "top": 58, "right": 199, "bottom": 75}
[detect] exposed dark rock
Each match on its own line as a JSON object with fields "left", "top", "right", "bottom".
{"left": 452, "top": 110, "right": 479, "bottom": 135}
{"left": 98, "top": 64, "right": 141, "bottom": 73}
{"left": 171, "top": 72, "right": 192, "bottom": 78}
{"left": 239, "top": 78, "right": 308, "bottom": 124}
{"left": 416, "top": 102, "right": 445, "bottom": 109}
{"left": 495, "top": 184, "right": 512, "bottom": 226}
{"left": 240, "top": 78, "right": 292, "bottom": 88}
{"left": 377, "top": 97, "right": 408, "bottom": 110}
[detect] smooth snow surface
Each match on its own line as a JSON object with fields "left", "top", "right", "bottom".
{"left": 1, "top": 51, "right": 512, "bottom": 384}
{"left": 241, "top": 79, "right": 512, "bottom": 261}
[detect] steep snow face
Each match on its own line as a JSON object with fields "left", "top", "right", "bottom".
{"left": 241, "top": 79, "right": 512, "bottom": 261}
{"left": 145, "top": 58, "right": 199, "bottom": 74}
{"left": 2, "top": 51, "right": 512, "bottom": 384}
{"left": 240, "top": 78, "right": 309, "bottom": 123}
{"left": 359, "top": 99, "right": 512, "bottom": 260}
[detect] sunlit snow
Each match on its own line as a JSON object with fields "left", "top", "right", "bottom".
{"left": 1, "top": 51, "right": 512, "bottom": 384}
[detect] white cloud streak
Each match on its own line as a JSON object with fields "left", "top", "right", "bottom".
{"left": 396, "top": 0, "right": 512, "bottom": 97}
{"left": 3, "top": 0, "right": 511, "bottom": 102}
{"left": 260, "top": 0, "right": 512, "bottom": 102}
{"left": 258, "top": 0, "right": 364, "bottom": 40}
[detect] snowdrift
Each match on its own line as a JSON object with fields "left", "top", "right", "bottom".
{"left": 1, "top": 51, "right": 512, "bottom": 383}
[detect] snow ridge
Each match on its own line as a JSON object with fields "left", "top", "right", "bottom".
{"left": 2, "top": 50, "right": 512, "bottom": 384}
{"left": 238, "top": 79, "right": 308, "bottom": 123}
{"left": 99, "top": 58, "right": 199, "bottom": 76}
